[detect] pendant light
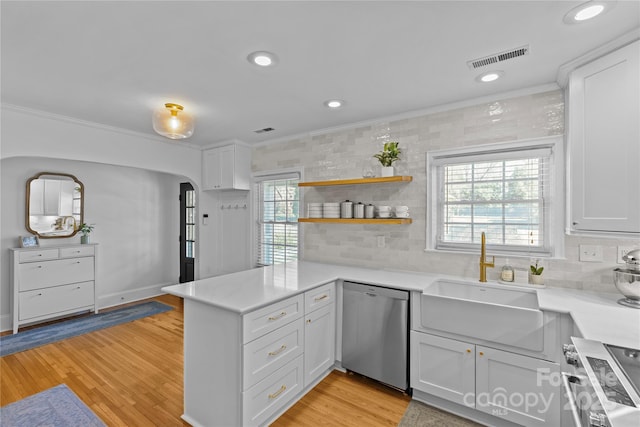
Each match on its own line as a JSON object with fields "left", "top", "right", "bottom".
{"left": 152, "top": 103, "right": 194, "bottom": 139}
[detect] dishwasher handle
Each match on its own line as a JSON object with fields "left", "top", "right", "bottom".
{"left": 343, "top": 281, "right": 409, "bottom": 300}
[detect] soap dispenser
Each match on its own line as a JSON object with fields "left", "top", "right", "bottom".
{"left": 501, "top": 259, "right": 515, "bottom": 282}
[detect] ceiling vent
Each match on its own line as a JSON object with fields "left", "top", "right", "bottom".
{"left": 467, "top": 45, "right": 530, "bottom": 70}
{"left": 254, "top": 127, "right": 275, "bottom": 134}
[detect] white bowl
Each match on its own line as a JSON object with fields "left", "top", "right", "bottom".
{"left": 378, "top": 213, "right": 392, "bottom": 218}
{"left": 377, "top": 205, "right": 391, "bottom": 211}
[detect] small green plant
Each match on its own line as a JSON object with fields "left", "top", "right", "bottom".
{"left": 373, "top": 142, "right": 401, "bottom": 167}
{"left": 78, "top": 223, "right": 95, "bottom": 236}
{"left": 530, "top": 260, "right": 544, "bottom": 276}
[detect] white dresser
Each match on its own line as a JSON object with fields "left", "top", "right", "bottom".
{"left": 10, "top": 243, "right": 98, "bottom": 333}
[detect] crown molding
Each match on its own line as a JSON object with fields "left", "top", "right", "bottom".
{"left": 1, "top": 103, "right": 203, "bottom": 151}
{"left": 556, "top": 28, "right": 640, "bottom": 88}
{"left": 253, "top": 82, "right": 561, "bottom": 148}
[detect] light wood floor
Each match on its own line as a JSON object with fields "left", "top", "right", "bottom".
{"left": 1, "top": 295, "right": 410, "bottom": 426}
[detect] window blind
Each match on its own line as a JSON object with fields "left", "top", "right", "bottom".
{"left": 434, "top": 147, "right": 553, "bottom": 255}
{"left": 255, "top": 172, "right": 300, "bottom": 266}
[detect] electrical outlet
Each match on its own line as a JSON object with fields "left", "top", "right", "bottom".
{"left": 579, "top": 244, "right": 603, "bottom": 262}
{"left": 377, "top": 236, "right": 385, "bottom": 248}
{"left": 618, "top": 246, "right": 635, "bottom": 264}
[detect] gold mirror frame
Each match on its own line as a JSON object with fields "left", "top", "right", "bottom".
{"left": 25, "top": 172, "right": 84, "bottom": 239}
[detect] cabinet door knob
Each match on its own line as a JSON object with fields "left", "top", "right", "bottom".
{"left": 466, "top": 349, "right": 471, "bottom": 353}
{"left": 479, "top": 351, "right": 484, "bottom": 356}
{"left": 572, "top": 221, "right": 579, "bottom": 225}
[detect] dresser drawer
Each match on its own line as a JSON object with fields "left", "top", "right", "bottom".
{"left": 305, "top": 282, "right": 335, "bottom": 313}
{"left": 19, "top": 257, "right": 94, "bottom": 291}
{"left": 19, "top": 281, "right": 94, "bottom": 321}
{"left": 59, "top": 245, "right": 94, "bottom": 258}
{"left": 243, "top": 317, "right": 304, "bottom": 390}
{"left": 243, "top": 295, "right": 304, "bottom": 344}
{"left": 18, "top": 249, "right": 59, "bottom": 263}
{"left": 242, "top": 355, "right": 303, "bottom": 427}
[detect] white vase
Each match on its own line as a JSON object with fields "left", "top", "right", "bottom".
{"left": 381, "top": 166, "right": 394, "bottom": 177}
{"left": 529, "top": 274, "right": 544, "bottom": 285}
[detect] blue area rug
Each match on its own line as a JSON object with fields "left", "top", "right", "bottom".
{"left": 0, "top": 384, "right": 106, "bottom": 426}
{"left": 1, "top": 301, "right": 172, "bottom": 357}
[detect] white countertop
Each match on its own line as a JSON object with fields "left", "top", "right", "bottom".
{"left": 161, "top": 261, "right": 640, "bottom": 349}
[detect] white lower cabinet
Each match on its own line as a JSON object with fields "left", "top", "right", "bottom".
{"left": 304, "top": 303, "right": 335, "bottom": 387}
{"left": 411, "top": 331, "right": 560, "bottom": 427}
{"left": 182, "top": 283, "right": 336, "bottom": 427}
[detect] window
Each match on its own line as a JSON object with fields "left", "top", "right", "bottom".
{"left": 255, "top": 172, "right": 300, "bottom": 266}
{"left": 427, "top": 137, "right": 563, "bottom": 257}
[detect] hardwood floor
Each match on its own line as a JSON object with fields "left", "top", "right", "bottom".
{"left": 1, "top": 295, "right": 410, "bottom": 426}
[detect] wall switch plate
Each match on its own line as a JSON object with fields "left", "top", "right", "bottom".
{"left": 579, "top": 245, "right": 603, "bottom": 262}
{"left": 377, "top": 236, "right": 385, "bottom": 248}
{"left": 617, "top": 246, "right": 636, "bottom": 264}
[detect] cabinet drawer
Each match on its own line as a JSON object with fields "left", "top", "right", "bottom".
{"left": 19, "top": 281, "right": 94, "bottom": 321}
{"left": 59, "top": 246, "right": 94, "bottom": 258}
{"left": 243, "top": 317, "right": 304, "bottom": 390}
{"left": 305, "top": 282, "right": 335, "bottom": 313}
{"left": 242, "top": 355, "right": 303, "bottom": 427}
{"left": 243, "top": 295, "right": 304, "bottom": 344}
{"left": 19, "top": 249, "right": 59, "bottom": 263}
{"left": 19, "top": 257, "right": 94, "bottom": 291}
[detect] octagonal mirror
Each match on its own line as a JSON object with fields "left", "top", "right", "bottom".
{"left": 26, "top": 172, "right": 84, "bottom": 238}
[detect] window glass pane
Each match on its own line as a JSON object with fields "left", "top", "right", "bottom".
{"left": 263, "top": 182, "right": 276, "bottom": 201}
{"left": 263, "top": 201, "right": 275, "bottom": 222}
{"left": 437, "top": 150, "right": 550, "bottom": 254}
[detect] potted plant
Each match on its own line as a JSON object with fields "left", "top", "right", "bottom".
{"left": 529, "top": 260, "right": 544, "bottom": 285}
{"left": 373, "top": 142, "right": 401, "bottom": 177}
{"left": 78, "top": 223, "right": 95, "bottom": 244}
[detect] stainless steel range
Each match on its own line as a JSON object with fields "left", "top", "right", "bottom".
{"left": 563, "top": 337, "right": 640, "bottom": 427}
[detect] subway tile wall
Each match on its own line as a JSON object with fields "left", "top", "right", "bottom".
{"left": 253, "top": 89, "right": 639, "bottom": 293}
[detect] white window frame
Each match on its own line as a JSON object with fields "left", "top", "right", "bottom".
{"left": 252, "top": 168, "right": 304, "bottom": 267}
{"left": 426, "top": 136, "right": 564, "bottom": 258}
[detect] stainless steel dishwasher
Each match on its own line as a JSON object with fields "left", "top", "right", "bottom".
{"left": 342, "top": 281, "right": 409, "bottom": 391}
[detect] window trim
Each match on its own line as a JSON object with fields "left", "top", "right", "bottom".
{"left": 425, "top": 136, "right": 564, "bottom": 258}
{"left": 252, "top": 168, "right": 304, "bottom": 267}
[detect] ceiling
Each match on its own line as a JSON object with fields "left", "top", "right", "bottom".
{"left": 2, "top": 1, "right": 639, "bottom": 148}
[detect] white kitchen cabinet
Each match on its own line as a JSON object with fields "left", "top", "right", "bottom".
{"left": 304, "top": 302, "right": 335, "bottom": 387}
{"left": 567, "top": 40, "right": 640, "bottom": 234}
{"left": 411, "top": 331, "right": 560, "bottom": 427}
{"left": 182, "top": 282, "right": 337, "bottom": 427}
{"left": 410, "top": 331, "right": 475, "bottom": 407}
{"left": 202, "top": 143, "right": 251, "bottom": 191}
{"left": 476, "top": 346, "right": 560, "bottom": 427}
{"left": 10, "top": 244, "right": 98, "bottom": 333}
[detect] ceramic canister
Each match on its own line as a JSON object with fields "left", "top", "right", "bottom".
{"left": 354, "top": 203, "right": 365, "bottom": 218}
{"left": 365, "top": 204, "right": 375, "bottom": 218}
{"left": 340, "top": 200, "right": 353, "bottom": 218}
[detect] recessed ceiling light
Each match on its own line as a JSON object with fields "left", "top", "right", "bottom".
{"left": 247, "top": 51, "right": 278, "bottom": 67}
{"left": 563, "top": 1, "right": 613, "bottom": 24}
{"left": 476, "top": 71, "right": 504, "bottom": 83}
{"left": 324, "top": 100, "right": 344, "bottom": 109}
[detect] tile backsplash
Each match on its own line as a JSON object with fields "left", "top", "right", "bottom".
{"left": 253, "top": 89, "right": 639, "bottom": 293}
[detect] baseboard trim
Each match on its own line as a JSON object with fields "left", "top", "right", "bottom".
{"left": 0, "top": 282, "right": 175, "bottom": 333}
{"left": 98, "top": 282, "right": 173, "bottom": 310}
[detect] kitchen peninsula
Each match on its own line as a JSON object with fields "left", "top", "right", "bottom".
{"left": 162, "top": 261, "right": 640, "bottom": 427}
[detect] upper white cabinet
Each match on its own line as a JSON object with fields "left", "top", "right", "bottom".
{"left": 567, "top": 40, "right": 640, "bottom": 234}
{"left": 202, "top": 143, "right": 251, "bottom": 191}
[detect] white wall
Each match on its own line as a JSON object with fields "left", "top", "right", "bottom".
{"left": 253, "top": 89, "right": 640, "bottom": 293}
{"left": 0, "top": 157, "right": 184, "bottom": 328}
{"left": 0, "top": 105, "right": 232, "bottom": 331}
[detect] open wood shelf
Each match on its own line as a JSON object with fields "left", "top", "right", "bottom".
{"left": 298, "top": 176, "right": 412, "bottom": 187}
{"left": 298, "top": 218, "right": 412, "bottom": 225}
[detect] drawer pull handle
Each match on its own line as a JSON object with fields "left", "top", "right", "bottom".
{"left": 314, "top": 295, "right": 328, "bottom": 302}
{"left": 268, "top": 312, "right": 286, "bottom": 321}
{"left": 268, "top": 385, "right": 286, "bottom": 400}
{"left": 37, "top": 293, "right": 42, "bottom": 296}
{"left": 37, "top": 266, "right": 43, "bottom": 268}
{"left": 268, "top": 345, "right": 287, "bottom": 356}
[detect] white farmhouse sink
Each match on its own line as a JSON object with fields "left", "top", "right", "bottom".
{"left": 421, "top": 279, "right": 544, "bottom": 351}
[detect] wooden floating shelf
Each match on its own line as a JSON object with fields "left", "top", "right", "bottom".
{"left": 298, "top": 218, "right": 412, "bottom": 225}
{"left": 298, "top": 176, "right": 412, "bottom": 187}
